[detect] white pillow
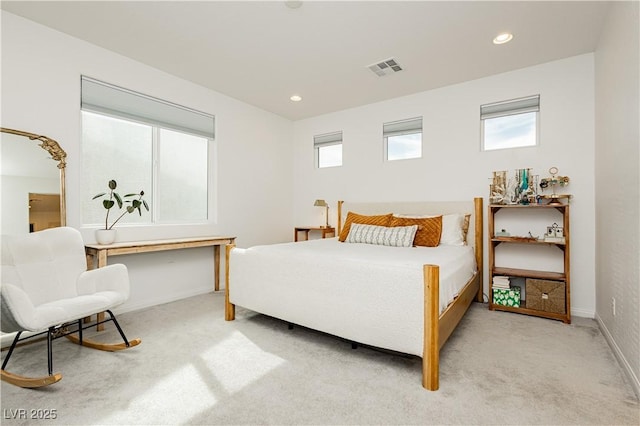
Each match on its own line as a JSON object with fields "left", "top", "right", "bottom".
{"left": 346, "top": 223, "right": 418, "bottom": 247}
{"left": 440, "top": 214, "right": 465, "bottom": 246}
{"left": 393, "top": 213, "right": 466, "bottom": 246}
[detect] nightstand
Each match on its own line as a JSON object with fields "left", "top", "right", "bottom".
{"left": 294, "top": 226, "right": 336, "bottom": 242}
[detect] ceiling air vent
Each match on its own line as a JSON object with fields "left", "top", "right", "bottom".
{"left": 367, "top": 58, "right": 403, "bottom": 77}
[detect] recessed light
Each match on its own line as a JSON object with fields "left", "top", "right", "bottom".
{"left": 493, "top": 32, "right": 513, "bottom": 45}
{"left": 285, "top": 1, "right": 303, "bottom": 9}
{"left": 290, "top": 95, "right": 302, "bottom": 102}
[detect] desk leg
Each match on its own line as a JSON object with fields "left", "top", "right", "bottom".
{"left": 84, "top": 252, "right": 96, "bottom": 325}
{"left": 214, "top": 245, "right": 220, "bottom": 292}
{"left": 96, "top": 250, "right": 108, "bottom": 332}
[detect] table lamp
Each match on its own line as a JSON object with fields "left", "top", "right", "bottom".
{"left": 313, "top": 199, "right": 329, "bottom": 228}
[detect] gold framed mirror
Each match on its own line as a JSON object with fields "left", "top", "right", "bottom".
{"left": 1, "top": 127, "right": 67, "bottom": 233}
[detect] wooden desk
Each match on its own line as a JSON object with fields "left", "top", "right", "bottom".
{"left": 294, "top": 226, "right": 335, "bottom": 242}
{"left": 85, "top": 236, "right": 235, "bottom": 331}
{"left": 85, "top": 236, "right": 236, "bottom": 291}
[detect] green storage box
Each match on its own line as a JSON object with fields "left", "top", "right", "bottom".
{"left": 493, "top": 286, "right": 521, "bottom": 308}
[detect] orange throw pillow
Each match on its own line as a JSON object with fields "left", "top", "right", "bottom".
{"left": 389, "top": 215, "right": 442, "bottom": 247}
{"left": 339, "top": 212, "right": 393, "bottom": 242}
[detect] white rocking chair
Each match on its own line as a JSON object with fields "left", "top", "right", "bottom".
{"left": 1, "top": 227, "right": 140, "bottom": 388}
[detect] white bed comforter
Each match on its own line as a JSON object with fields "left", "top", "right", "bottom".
{"left": 229, "top": 238, "right": 476, "bottom": 356}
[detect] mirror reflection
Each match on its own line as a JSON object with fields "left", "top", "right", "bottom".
{"left": 1, "top": 128, "right": 66, "bottom": 234}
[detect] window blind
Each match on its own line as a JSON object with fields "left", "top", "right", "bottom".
{"left": 383, "top": 117, "right": 422, "bottom": 137}
{"left": 314, "top": 131, "right": 343, "bottom": 148}
{"left": 481, "top": 95, "right": 540, "bottom": 120}
{"left": 81, "top": 76, "right": 215, "bottom": 139}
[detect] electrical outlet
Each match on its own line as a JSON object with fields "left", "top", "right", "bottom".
{"left": 612, "top": 297, "right": 616, "bottom": 316}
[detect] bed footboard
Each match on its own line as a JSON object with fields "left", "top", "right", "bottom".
{"left": 423, "top": 197, "right": 483, "bottom": 390}
{"left": 423, "top": 264, "right": 440, "bottom": 390}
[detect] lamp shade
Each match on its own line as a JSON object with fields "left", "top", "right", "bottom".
{"left": 313, "top": 199, "right": 327, "bottom": 207}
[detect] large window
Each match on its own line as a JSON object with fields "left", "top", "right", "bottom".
{"left": 481, "top": 95, "right": 539, "bottom": 151}
{"left": 383, "top": 117, "right": 422, "bottom": 161}
{"left": 314, "top": 131, "right": 342, "bottom": 168}
{"left": 81, "top": 77, "right": 214, "bottom": 227}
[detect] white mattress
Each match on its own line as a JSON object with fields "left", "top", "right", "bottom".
{"left": 229, "top": 238, "right": 476, "bottom": 356}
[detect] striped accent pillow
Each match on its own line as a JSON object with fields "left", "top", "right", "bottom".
{"left": 346, "top": 223, "right": 418, "bottom": 247}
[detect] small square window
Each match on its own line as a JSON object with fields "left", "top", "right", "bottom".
{"left": 314, "top": 132, "right": 342, "bottom": 168}
{"left": 481, "top": 95, "right": 539, "bottom": 151}
{"left": 383, "top": 117, "right": 422, "bottom": 161}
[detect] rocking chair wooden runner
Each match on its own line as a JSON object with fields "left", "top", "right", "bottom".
{"left": 1, "top": 227, "right": 140, "bottom": 388}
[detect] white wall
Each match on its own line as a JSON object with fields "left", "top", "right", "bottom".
{"left": 594, "top": 1, "right": 640, "bottom": 397}
{"left": 293, "top": 54, "right": 596, "bottom": 317}
{"left": 1, "top": 11, "right": 294, "bottom": 312}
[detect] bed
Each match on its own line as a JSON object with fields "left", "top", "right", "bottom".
{"left": 225, "top": 198, "right": 483, "bottom": 390}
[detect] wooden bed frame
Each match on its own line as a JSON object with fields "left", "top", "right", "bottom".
{"left": 225, "top": 197, "right": 483, "bottom": 391}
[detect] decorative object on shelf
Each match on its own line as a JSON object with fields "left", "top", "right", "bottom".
{"left": 313, "top": 199, "right": 329, "bottom": 228}
{"left": 492, "top": 275, "right": 510, "bottom": 289}
{"left": 526, "top": 279, "right": 566, "bottom": 314}
{"left": 489, "top": 169, "right": 539, "bottom": 205}
{"left": 544, "top": 222, "right": 565, "bottom": 243}
{"left": 495, "top": 229, "right": 510, "bottom": 237}
{"left": 492, "top": 286, "right": 521, "bottom": 308}
{"left": 489, "top": 170, "right": 507, "bottom": 204}
{"left": 509, "top": 235, "right": 539, "bottom": 242}
{"left": 539, "top": 166, "right": 571, "bottom": 205}
{"left": 514, "top": 168, "right": 538, "bottom": 204}
{"left": 92, "top": 179, "right": 149, "bottom": 244}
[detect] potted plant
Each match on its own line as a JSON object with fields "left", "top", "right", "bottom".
{"left": 92, "top": 179, "right": 149, "bottom": 244}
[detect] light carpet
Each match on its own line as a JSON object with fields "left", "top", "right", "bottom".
{"left": 1, "top": 292, "right": 638, "bottom": 425}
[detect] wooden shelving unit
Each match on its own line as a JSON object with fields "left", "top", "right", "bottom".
{"left": 488, "top": 204, "right": 571, "bottom": 323}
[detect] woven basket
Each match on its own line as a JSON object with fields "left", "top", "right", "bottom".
{"left": 526, "top": 279, "right": 565, "bottom": 314}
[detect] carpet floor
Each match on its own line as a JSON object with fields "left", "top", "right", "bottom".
{"left": 1, "top": 292, "right": 638, "bottom": 425}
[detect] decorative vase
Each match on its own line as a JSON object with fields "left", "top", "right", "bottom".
{"left": 95, "top": 229, "right": 116, "bottom": 245}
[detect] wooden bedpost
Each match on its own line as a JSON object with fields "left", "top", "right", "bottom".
{"left": 337, "top": 200, "right": 344, "bottom": 235}
{"left": 474, "top": 197, "right": 484, "bottom": 302}
{"left": 225, "top": 244, "right": 236, "bottom": 321}
{"left": 423, "top": 264, "right": 439, "bottom": 391}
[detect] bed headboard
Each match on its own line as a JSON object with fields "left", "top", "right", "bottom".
{"left": 337, "top": 198, "right": 484, "bottom": 283}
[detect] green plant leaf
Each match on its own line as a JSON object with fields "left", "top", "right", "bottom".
{"left": 143, "top": 200, "right": 149, "bottom": 211}
{"left": 108, "top": 180, "right": 117, "bottom": 190}
{"left": 103, "top": 200, "right": 115, "bottom": 209}
{"left": 92, "top": 192, "right": 106, "bottom": 200}
{"left": 126, "top": 206, "right": 135, "bottom": 213}
{"left": 114, "top": 192, "right": 123, "bottom": 208}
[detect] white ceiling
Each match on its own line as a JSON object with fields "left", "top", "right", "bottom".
{"left": 1, "top": 1, "right": 610, "bottom": 120}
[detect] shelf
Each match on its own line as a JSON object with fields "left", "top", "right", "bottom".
{"left": 492, "top": 267, "right": 566, "bottom": 281}
{"left": 491, "top": 237, "right": 566, "bottom": 246}
{"left": 488, "top": 201, "right": 571, "bottom": 324}
{"left": 490, "top": 204, "right": 569, "bottom": 214}
{"left": 490, "top": 303, "right": 570, "bottom": 324}
{"left": 490, "top": 204, "right": 568, "bottom": 209}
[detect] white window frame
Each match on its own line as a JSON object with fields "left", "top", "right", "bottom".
{"left": 80, "top": 76, "right": 215, "bottom": 227}
{"left": 481, "top": 95, "right": 540, "bottom": 151}
{"left": 383, "top": 117, "right": 423, "bottom": 161}
{"left": 314, "top": 131, "right": 343, "bottom": 168}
